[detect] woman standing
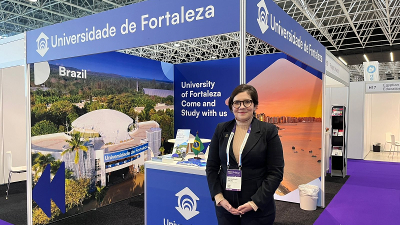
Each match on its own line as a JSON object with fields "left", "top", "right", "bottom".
{"left": 206, "top": 84, "right": 284, "bottom": 225}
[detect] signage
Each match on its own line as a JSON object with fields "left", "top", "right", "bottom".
{"left": 105, "top": 155, "right": 140, "bottom": 169}
{"left": 146, "top": 168, "right": 218, "bottom": 225}
{"left": 175, "top": 187, "right": 200, "bottom": 220}
{"left": 104, "top": 143, "right": 148, "bottom": 163}
{"left": 27, "top": 0, "right": 239, "bottom": 63}
{"left": 363, "top": 61, "right": 380, "bottom": 81}
{"left": 366, "top": 82, "right": 400, "bottom": 93}
{"left": 325, "top": 52, "right": 350, "bottom": 85}
{"left": 247, "top": 0, "right": 326, "bottom": 72}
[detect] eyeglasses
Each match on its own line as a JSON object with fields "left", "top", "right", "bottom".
{"left": 232, "top": 100, "right": 253, "bottom": 108}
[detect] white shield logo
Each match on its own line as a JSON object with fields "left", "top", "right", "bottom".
{"left": 175, "top": 187, "right": 200, "bottom": 220}
{"left": 36, "top": 32, "right": 49, "bottom": 57}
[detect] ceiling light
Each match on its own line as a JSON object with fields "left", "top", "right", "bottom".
{"left": 211, "top": 56, "right": 217, "bottom": 59}
{"left": 390, "top": 52, "right": 394, "bottom": 62}
{"left": 174, "top": 43, "right": 180, "bottom": 47}
{"left": 28, "top": 0, "right": 38, "bottom": 2}
{"left": 363, "top": 54, "right": 369, "bottom": 62}
{"left": 338, "top": 57, "right": 347, "bottom": 65}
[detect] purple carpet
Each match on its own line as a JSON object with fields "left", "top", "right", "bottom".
{"left": 0, "top": 220, "right": 12, "bottom": 225}
{"left": 315, "top": 159, "right": 400, "bottom": 225}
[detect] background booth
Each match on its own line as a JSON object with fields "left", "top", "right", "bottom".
{"left": 0, "top": 0, "right": 331, "bottom": 224}
{"left": 0, "top": 34, "right": 29, "bottom": 225}
{"left": 364, "top": 80, "right": 400, "bottom": 161}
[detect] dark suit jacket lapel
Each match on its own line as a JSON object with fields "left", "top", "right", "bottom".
{"left": 241, "top": 118, "right": 262, "bottom": 160}
{"left": 222, "top": 120, "right": 236, "bottom": 164}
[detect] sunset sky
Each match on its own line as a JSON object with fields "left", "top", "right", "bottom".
{"left": 248, "top": 58, "right": 322, "bottom": 118}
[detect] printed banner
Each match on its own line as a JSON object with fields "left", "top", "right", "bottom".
{"left": 246, "top": 0, "right": 326, "bottom": 72}
{"left": 30, "top": 52, "right": 174, "bottom": 224}
{"left": 246, "top": 53, "right": 322, "bottom": 205}
{"left": 363, "top": 61, "right": 380, "bottom": 81}
{"left": 174, "top": 58, "right": 239, "bottom": 141}
{"left": 26, "top": 0, "right": 239, "bottom": 63}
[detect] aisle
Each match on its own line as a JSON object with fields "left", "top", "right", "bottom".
{"left": 314, "top": 159, "right": 400, "bottom": 225}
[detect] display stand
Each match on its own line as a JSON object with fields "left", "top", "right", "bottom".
{"left": 330, "top": 106, "right": 347, "bottom": 177}
{"left": 145, "top": 160, "right": 218, "bottom": 225}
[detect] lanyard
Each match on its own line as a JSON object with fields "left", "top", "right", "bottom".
{"left": 226, "top": 123, "right": 251, "bottom": 169}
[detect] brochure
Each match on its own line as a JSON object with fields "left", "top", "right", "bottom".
{"left": 172, "top": 129, "right": 190, "bottom": 155}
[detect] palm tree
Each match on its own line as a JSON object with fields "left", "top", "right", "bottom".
{"left": 62, "top": 132, "right": 88, "bottom": 179}
{"left": 32, "top": 152, "right": 55, "bottom": 182}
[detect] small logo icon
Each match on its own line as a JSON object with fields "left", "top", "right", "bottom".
{"left": 367, "top": 65, "right": 376, "bottom": 73}
{"left": 175, "top": 187, "right": 200, "bottom": 220}
{"left": 36, "top": 32, "right": 49, "bottom": 57}
{"left": 257, "top": 0, "right": 269, "bottom": 34}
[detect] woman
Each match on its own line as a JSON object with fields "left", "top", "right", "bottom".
{"left": 206, "top": 84, "right": 284, "bottom": 225}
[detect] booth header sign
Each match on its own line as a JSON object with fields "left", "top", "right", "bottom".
{"left": 325, "top": 52, "right": 350, "bottom": 85}
{"left": 366, "top": 82, "right": 400, "bottom": 93}
{"left": 27, "top": 0, "right": 239, "bottom": 63}
{"left": 247, "top": 0, "right": 326, "bottom": 72}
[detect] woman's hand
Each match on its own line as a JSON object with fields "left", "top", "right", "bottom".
{"left": 237, "top": 203, "right": 254, "bottom": 214}
{"left": 219, "top": 199, "right": 241, "bottom": 215}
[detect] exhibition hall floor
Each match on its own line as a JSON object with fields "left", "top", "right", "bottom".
{"left": 1, "top": 159, "right": 398, "bottom": 225}
{"left": 364, "top": 150, "right": 400, "bottom": 162}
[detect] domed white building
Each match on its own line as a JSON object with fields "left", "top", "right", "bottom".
{"left": 71, "top": 109, "right": 134, "bottom": 144}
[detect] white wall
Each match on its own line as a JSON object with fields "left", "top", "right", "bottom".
{"left": 364, "top": 94, "right": 372, "bottom": 157}
{"left": 368, "top": 93, "right": 400, "bottom": 151}
{"left": 347, "top": 82, "right": 365, "bottom": 159}
{"left": 0, "top": 66, "right": 27, "bottom": 184}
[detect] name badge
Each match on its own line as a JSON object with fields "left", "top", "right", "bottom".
{"left": 226, "top": 169, "right": 242, "bottom": 191}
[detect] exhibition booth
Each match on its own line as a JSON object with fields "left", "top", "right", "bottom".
{"left": 0, "top": 0, "right": 348, "bottom": 224}
{"left": 357, "top": 80, "right": 400, "bottom": 160}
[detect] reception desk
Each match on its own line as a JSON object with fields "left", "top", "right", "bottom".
{"left": 145, "top": 159, "right": 218, "bottom": 225}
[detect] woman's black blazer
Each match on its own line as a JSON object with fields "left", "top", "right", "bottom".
{"left": 206, "top": 117, "right": 284, "bottom": 217}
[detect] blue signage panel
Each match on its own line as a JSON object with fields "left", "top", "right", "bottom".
{"left": 174, "top": 58, "right": 239, "bottom": 141}
{"left": 27, "top": 0, "right": 239, "bottom": 64}
{"left": 246, "top": 0, "right": 326, "bottom": 72}
{"left": 146, "top": 168, "right": 218, "bottom": 224}
{"left": 104, "top": 143, "right": 148, "bottom": 163}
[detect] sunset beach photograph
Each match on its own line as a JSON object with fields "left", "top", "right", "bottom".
{"left": 248, "top": 58, "right": 323, "bottom": 196}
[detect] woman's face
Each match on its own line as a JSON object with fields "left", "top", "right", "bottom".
{"left": 232, "top": 91, "right": 256, "bottom": 122}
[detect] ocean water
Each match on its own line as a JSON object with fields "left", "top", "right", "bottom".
{"left": 276, "top": 122, "right": 322, "bottom": 195}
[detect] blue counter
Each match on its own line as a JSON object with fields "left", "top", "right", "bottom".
{"left": 145, "top": 161, "right": 218, "bottom": 225}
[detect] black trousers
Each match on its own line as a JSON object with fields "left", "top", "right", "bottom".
{"left": 215, "top": 208, "right": 275, "bottom": 225}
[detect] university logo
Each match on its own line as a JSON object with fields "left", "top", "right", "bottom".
{"left": 36, "top": 32, "right": 49, "bottom": 57}
{"left": 257, "top": 0, "right": 269, "bottom": 34}
{"left": 175, "top": 187, "right": 200, "bottom": 220}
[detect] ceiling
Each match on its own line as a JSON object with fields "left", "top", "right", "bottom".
{"left": 1, "top": 0, "right": 400, "bottom": 81}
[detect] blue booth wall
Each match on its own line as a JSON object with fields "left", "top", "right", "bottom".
{"left": 174, "top": 53, "right": 323, "bottom": 205}
{"left": 174, "top": 58, "right": 240, "bottom": 142}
